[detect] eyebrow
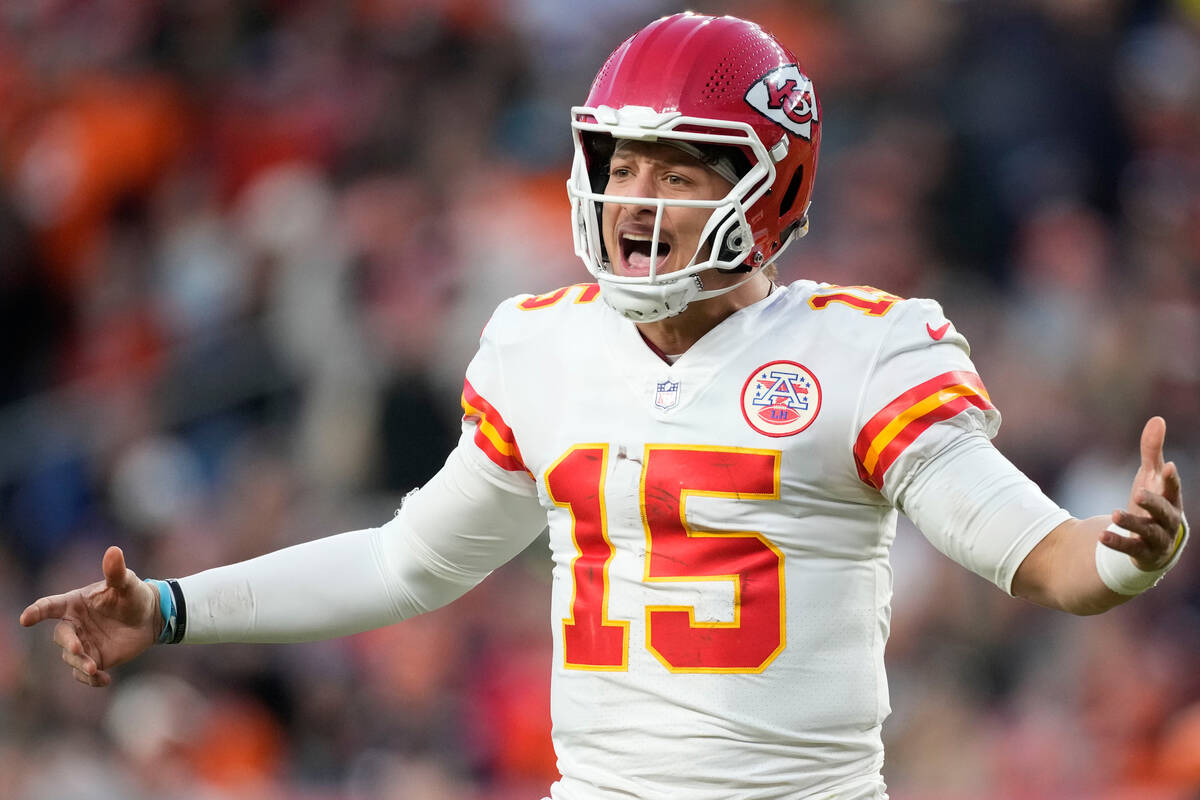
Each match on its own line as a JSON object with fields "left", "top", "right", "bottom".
{"left": 610, "top": 149, "right": 706, "bottom": 170}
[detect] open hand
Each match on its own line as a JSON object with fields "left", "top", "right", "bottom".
{"left": 1101, "top": 416, "right": 1186, "bottom": 571}
{"left": 19, "top": 546, "right": 161, "bottom": 687}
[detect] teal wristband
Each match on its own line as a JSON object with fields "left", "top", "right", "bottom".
{"left": 145, "top": 579, "right": 175, "bottom": 644}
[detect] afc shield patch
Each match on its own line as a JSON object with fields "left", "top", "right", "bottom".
{"left": 741, "top": 360, "right": 821, "bottom": 437}
{"left": 743, "top": 64, "right": 818, "bottom": 141}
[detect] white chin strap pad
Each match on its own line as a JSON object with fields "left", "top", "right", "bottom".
{"left": 598, "top": 265, "right": 765, "bottom": 323}
{"left": 597, "top": 275, "right": 701, "bottom": 322}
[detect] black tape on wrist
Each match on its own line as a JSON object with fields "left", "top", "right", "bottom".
{"left": 166, "top": 579, "right": 187, "bottom": 644}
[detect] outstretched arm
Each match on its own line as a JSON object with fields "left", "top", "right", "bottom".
{"left": 180, "top": 447, "right": 546, "bottom": 643}
{"left": 1011, "top": 416, "right": 1187, "bottom": 614}
{"left": 21, "top": 446, "right": 547, "bottom": 684}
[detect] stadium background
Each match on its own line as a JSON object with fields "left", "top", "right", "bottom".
{"left": 2, "top": 1, "right": 1198, "bottom": 798}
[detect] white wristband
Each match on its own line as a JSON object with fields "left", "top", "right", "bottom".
{"left": 1095, "top": 515, "right": 1189, "bottom": 595}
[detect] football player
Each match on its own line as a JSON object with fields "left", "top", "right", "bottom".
{"left": 21, "top": 13, "right": 1187, "bottom": 800}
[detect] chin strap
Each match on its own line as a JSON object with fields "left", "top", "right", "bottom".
{"left": 597, "top": 263, "right": 765, "bottom": 322}
{"left": 597, "top": 273, "right": 702, "bottom": 321}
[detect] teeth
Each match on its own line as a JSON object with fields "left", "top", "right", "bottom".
{"left": 622, "top": 233, "right": 654, "bottom": 242}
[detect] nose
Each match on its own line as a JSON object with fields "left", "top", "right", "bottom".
{"left": 627, "top": 166, "right": 658, "bottom": 196}
{"left": 620, "top": 167, "right": 660, "bottom": 215}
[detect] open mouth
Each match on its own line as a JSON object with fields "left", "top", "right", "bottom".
{"left": 619, "top": 233, "right": 672, "bottom": 275}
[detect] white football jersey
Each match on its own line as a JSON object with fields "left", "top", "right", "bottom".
{"left": 458, "top": 281, "right": 1013, "bottom": 800}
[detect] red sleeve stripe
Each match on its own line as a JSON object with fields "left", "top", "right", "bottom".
{"left": 461, "top": 380, "right": 531, "bottom": 475}
{"left": 854, "top": 371, "right": 993, "bottom": 490}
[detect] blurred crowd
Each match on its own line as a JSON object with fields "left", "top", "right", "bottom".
{"left": 1, "top": 1, "right": 1198, "bottom": 798}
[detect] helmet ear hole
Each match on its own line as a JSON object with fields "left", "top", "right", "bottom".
{"left": 715, "top": 223, "right": 753, "bottom": 273}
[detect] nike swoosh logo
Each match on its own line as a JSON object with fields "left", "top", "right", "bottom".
{"left": 927, "top": 322, "right": 951, "bottom": 341}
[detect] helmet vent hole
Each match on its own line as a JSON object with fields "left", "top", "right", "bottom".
{"left": 778, "top": 165, "right": 805, "bottom": 216}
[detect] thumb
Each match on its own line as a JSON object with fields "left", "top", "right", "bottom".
{"left": 102, "top": 546, "right": 134, "bottom": 591}
{"left": 1139, "top": 416, "right": 1166, "bottom": 473}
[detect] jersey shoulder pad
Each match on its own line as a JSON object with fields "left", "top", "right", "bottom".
{"left": 875, "top": 294, "right": 971, "bottom": 359}
{"left": 852, "top": 294, "right": 994, "bottom": 495}
{"left": 789, "top": 282, "right": 968, "bottom": 351}
{"left": 512, "top": 282, "right": 602, "bottom": 312}
{"left": 482, "top": 283, "right": 603, "bottom": 345}
{"left": 800, "top": 281, "right": 905, "bottom": 318}
{"left": 793, "top": 282, "right": 909, "bottom": 331}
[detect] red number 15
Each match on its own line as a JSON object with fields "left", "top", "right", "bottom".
{"left": 546, "top": 445, "right": 785, "bottom": 674}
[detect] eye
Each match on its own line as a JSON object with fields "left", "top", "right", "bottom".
{"left": 664, "top": 173, "right": 690, "bottom": 186}
{"left": 609, "top": 166, "right": 632, "bottom": 179}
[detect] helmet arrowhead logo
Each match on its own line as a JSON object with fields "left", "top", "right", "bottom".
{"left": 744, "top": 64, "right": 818, "bottom": 140}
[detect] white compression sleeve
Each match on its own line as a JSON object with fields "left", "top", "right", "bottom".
{"left": 896, "top": 432, "right": 1072, "bottom": 595}
{"left": 179, "top": 447, "right": 548, "bottom": 643}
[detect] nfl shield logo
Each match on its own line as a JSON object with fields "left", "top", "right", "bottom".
{"left": 654, "top": 380, "right": 680, "bottom": 410}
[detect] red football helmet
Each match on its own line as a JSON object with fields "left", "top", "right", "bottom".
{"left": 567, "top": 12, "right": 821, "bottom": 321}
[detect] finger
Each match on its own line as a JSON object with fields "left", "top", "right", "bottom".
{"left": 19, "top": 593, "right": 72, "bottom": 627}
{"left": 72, "top": 667, "right": 109, "bottom": 688}
{"left": 1162, "top": 462, "right": 1182, "bottom": 508}
{"left": 102, "top": 546, "right": 133, "bottom": 591}
{"left": 55, "top": 621, "right": 101, "bottom": 675}
{"left": 1134, "top": 489, "right": 1181, "bottom": 531}
{"left": 61, "top": 646, "right": 97, "bottom": 676}
{"left": 53, "top": 620, "right": 84, "bottom": 656}
{"left": 1111, "top": 510, "right": 1172, "bottom": 553}
{"left": 1099, "top": 526, "right": 1151, "bottom": 560}
{"left": 1139, "top": 416, "right": 1166, "bottom": 474}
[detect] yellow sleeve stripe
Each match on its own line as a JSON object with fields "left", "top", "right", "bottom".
{"left": 859, "top": 384, "right": 987, "bottom": 475}
{"left": 461, "top": 398, "right": 521, "bottom": 458}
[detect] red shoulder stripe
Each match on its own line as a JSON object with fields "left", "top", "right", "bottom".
{"left": 854, "top": 371, "right": 993, "bottom": 490}
{"left": 461, "top": 380, "right": 531, "bottom": 475}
